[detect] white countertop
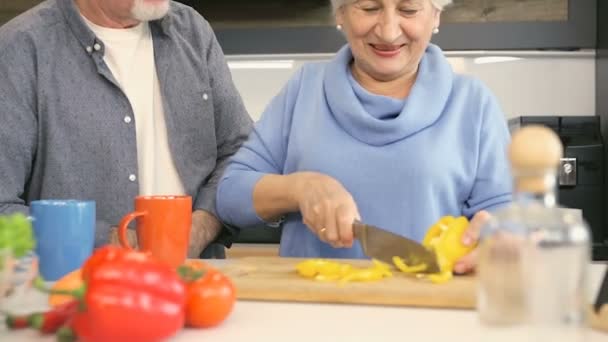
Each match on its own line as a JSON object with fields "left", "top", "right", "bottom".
{"left": 2, "top": 263, "right": 607, "bottom": 342}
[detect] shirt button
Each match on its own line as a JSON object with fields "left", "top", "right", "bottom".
{"left": 86, "top": 46, "right": 93, "bottom": 53}
{"left": 93, "top": 43, "right": 101, "bottom": 51}
{"left": 129, "top": 174, "right": 137, "bottom": 182}
{"left": 124, "top": 116, "right": 132, "bottom": 124}
{"left": 203, "top": 93, "right": 209, "bottom": 101}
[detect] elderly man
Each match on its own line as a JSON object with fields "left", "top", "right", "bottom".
{"left": 0, "top": 0, "right": 253, "bottom": 258}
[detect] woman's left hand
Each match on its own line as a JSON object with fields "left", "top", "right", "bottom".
{"left": 453, "top": 210, "right": 491, "bottom": 274}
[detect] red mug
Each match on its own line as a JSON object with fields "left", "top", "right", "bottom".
{"left": 118, "top": 195, "right": 192, "bottom": 267}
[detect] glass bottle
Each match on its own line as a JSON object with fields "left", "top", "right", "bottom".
{"left": 477, "top": 125, "right": 591, "bottom": 341}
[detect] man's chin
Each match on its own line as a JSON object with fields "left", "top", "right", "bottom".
{"left": 131, "top": 1, "right": 170, "bottom": 22}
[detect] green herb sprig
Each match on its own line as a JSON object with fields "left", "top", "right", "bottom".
{"left": 0, "top": 213, "right": 36, "bottom": 258}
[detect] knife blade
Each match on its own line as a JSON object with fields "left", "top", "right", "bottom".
{"left": 353, "top": 220, "right": 440, "bottom": 274}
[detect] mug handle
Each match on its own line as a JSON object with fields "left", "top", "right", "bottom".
{"left": 118, "top": 211, "right": 146, "bottom": 250}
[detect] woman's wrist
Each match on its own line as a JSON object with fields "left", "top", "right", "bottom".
{"left": 253, "top": 173, "right": 302, "bottom": 221}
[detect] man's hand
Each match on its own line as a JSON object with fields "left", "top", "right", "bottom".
{"left": 109, "top": 226, "right": 138, "bottom": 248}
{"left": 188, "top": 210, "right": 222, "bottom": 258}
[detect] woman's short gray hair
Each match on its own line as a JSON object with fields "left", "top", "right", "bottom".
{"left": 331, "top": 0, "right": 453, "bottom": 12}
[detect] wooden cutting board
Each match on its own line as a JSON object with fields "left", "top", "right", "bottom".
{"left": 591, "top": 305, "right": 608, "bottom": 333}
{"left": 217, "top": 257, "right": 476, "bottom": 309}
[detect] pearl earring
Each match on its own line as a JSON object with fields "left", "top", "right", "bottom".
{"left": 337, "top": 24, "right": 343, "bottom": 31}
{"left": 433, "top": 27, "right": 439, "bottom": 34}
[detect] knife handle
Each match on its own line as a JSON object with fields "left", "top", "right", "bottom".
{"left": 352, "top": 220, "right": 364, "bottom": 239}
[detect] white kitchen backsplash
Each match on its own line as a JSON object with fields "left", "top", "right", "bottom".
{"left": 226, "top": 50, "right": 596, "bottom": 122}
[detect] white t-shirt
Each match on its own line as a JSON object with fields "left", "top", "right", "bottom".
{"left": 82, "top": 16, "right": 185, "bottom": 196}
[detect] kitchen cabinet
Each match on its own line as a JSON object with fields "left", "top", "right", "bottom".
{"left": 1, "top": 1, "right": 595, "bottom": 53}
{"left": 177, "top": 0, "right": 596, "bottom": 54}
{"left": 183, "top": 0, "right": 568, "bottom": 28}
{"left": 0, "top": 0, "right": 42, "bottom": 25}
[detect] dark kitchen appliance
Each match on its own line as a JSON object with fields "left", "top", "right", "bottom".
{"left": 233, "top": 223, "right": 282, "bottom": 244}
{"left": 509, "top": 116, "right": 608, "bottom": 260}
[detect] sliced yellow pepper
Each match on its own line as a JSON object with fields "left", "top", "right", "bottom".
{"left": 428, "top": 271, "right": 453, "bottom": 284}
{"left": 314, "top": 273, "right": 342, "bottom": 282}
{"left": 339, "top": 268, "right": 385, "bottom": 284}
{"left": 296, "top": 260, "right": 318, "bottom": 277}
{"left": 297, "top": 216, "right": 474, "bottom": 285}
{"left": 392, "top": 256, "right": 427, "bottom": 273}
{"left": 371, "top": 259, "right": 391, "bottom": 271}
{"left": 295, "top": 258, "right": 392, "bottom": 284}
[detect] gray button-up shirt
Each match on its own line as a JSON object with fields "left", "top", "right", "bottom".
{"left": 0, "top": 0, "right": 253, "bottom": 256}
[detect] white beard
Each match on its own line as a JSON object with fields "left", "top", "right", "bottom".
{"left": 131, "top": 0, "right": 170, "bottom": 22}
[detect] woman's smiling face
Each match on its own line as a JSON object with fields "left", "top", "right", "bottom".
{"left": 337, "top": 0, "right": 440, "bottom": 82}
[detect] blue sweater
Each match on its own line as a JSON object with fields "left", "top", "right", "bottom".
{"left": 217, "top": 44, "right": 512, "bottom": 258}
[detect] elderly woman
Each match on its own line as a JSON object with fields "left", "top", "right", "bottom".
{"left": 216, "top": 0, "right": 511, "bottom": 273}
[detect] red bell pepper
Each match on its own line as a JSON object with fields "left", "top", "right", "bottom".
{"left": 38, "top": 248, "right": 186, "bottom": 342}
{"left": 81, "top": 245, "right": 150, "bottom": 281}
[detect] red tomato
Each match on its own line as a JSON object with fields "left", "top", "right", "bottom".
{"left": 183, "top": 259, "right": 218, "bottom": 273}
{"left": 185, "top": 270, "right": 236, "bottom": 328}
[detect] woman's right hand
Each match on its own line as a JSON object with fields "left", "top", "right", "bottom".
{"left": 289, "top": 172, "right": 361, "bottom": 248}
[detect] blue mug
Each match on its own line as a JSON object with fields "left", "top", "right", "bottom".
{"left": 30, "top": 200, "right": 95, "bottom": 281}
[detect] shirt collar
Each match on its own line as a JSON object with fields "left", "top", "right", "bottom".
{"left": 57, "top": 0, "right": 98, "bottom": 53}
{"left": 57, "top": 0, "right": 172, "bottom": 54}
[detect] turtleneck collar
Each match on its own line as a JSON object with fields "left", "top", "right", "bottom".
{"left": 323, "top": 43, "right": 454, "bottom": 146}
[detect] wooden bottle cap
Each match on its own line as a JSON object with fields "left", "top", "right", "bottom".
{"left": 509, "top": 125, "right": 563, "bottom": 192}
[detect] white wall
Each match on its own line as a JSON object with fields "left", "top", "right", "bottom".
{"left": 226, "top": 50, "right": 595, "bottom": 121}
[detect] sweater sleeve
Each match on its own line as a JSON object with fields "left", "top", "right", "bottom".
{"left": 462, "top": 85, "right": 513, "bottom": 218}
{"left": 216, "top": 68, "right": 304, "bottom": 228}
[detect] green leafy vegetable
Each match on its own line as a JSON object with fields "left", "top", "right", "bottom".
{"left": 0, "top": 213, "right": 36, "bottom": 259}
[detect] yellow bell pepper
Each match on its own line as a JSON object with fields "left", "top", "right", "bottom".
{"left": 393, "top": 215, "right": 475, "bottom": 284}
{"left": 422, "top": 215, "right": 453, "bottom": 247}
{"left": 296, "top": 216, "right": 475, "bottom": 285}
{"left": 423, "top": 215, "right": 473, "bottom": 272}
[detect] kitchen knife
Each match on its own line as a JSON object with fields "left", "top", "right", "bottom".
{"left": 353, "top": 221, "right": 440, "bottom": 274}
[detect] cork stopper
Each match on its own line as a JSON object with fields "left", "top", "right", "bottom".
{"left": 509, "top": 124, "right": 563, "bottom": 193}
